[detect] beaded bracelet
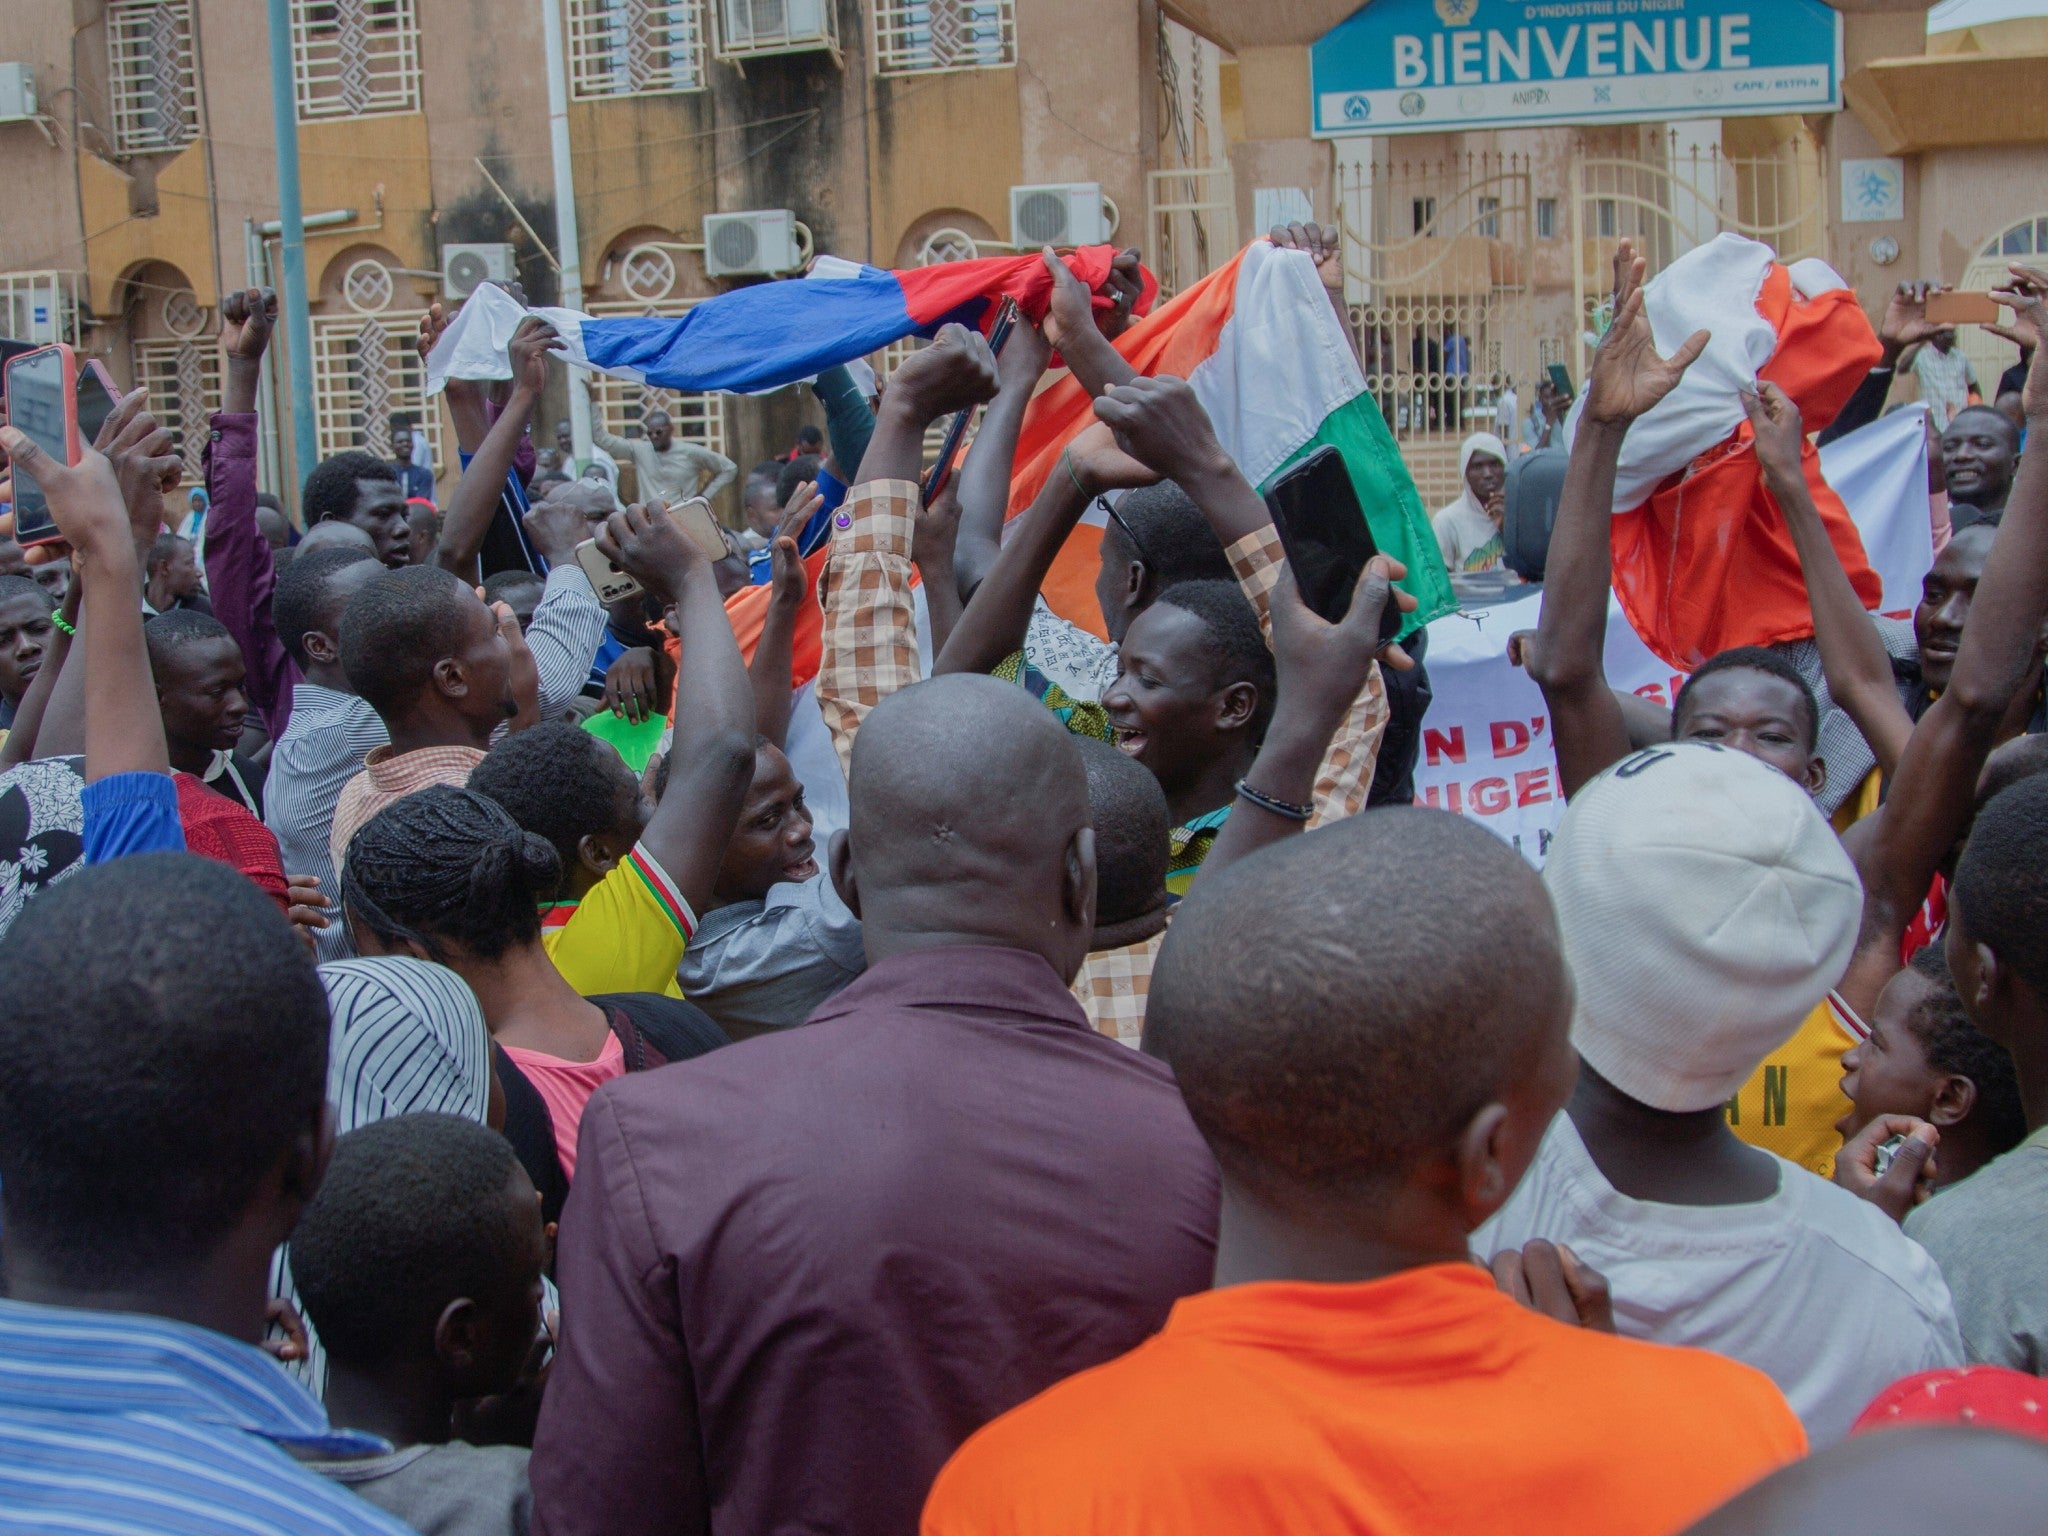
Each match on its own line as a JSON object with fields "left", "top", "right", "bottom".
{"left": 1234, "top": 779, "right": 1312, "bottom": 822}
{"left": 51, "top": 610, "right": 76, "bottom": 637}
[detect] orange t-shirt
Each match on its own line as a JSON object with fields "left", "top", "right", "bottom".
{"left": 922, "top": 1264, "right": 1803, "bottom": 1536}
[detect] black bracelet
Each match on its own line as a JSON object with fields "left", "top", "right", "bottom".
{"left": 1235, "top": 780, "right": 1313, "bottom": 822}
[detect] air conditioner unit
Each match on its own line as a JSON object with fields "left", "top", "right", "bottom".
{"left": 703, "top": 210, "right": 802, "bottom": 278}
{"left": 0, "top": 64, "right": 39, "bottom": 123}
{"left": 1010, "top": 183, "right": 1108, "bottom": 250}
{"left": 441, "top": 243, "right": 518, "bottom": 300}
{"left": 718, "top": 0, "right": 832, "bottom": 56}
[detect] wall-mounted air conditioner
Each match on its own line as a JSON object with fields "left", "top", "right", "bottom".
{"left": 441, "top": 243, "right": 518, "bottom": 299}
{"left": 703, "top": 210, "right": 803, "bottom": 277}
{"left": 0, "top": 64, "right": 39, "bottom": 123}
{"left": 1010, "top": 183, "right": 1110, "bottom": 249}
{"left": 717, "top": 0, "right": 834, "bottom": 59}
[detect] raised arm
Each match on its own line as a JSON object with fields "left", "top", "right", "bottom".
{"left": 820, "top": 324, "right": 998, "bottom": 770}
{"left": 579, "top": 376, "right": 637, "bottom": 460}
{"left": 0, "top": 431, "right": 165, "bottom": 782}
{"left": 1747, "top": 381, "right": 1915, "bottom": 776}
{"left": 0, "top": 576, "right": 78, "bottom": 768}
{"left": 932, "top": 423, "right": 1152, "bottom": 680}
{"left": 1818, "top": 282, "right": 1935, "bottom": 446}
{"left": 1269, "top": 223, "right": 1357, "bottom": 367}
{"left": 1834, "top": 266, "right": 2048, "bottom": 1020}
{"left": 1039, "top": 250, "right": 1139, "bottom": 401}
{"left": 205, "top": 286, "right": 297, "bottom": 732}
{"left": 951, "top": 320, "right": 1052, "bottom": 596}
{"left": 1201, "top": 556, "right": 1413, "bottom": 876}
{"left": 438, "top": 317, "right": 561, "bottom": 581}
{"left": 811, "top": 363, "right": 876, "bottom": 482}
{"left": 1526, "top": 240, "right": 1709, "bottom": 798}
{"left": 597, "top": 500, "right": 757, "bottom": 920}
{"left": 748, "top": 482, "right": 822, "bottom": 750}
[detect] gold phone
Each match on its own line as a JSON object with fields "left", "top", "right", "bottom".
{"left": 1925, "top": 291, "right": 2001, "bottom": 326}
{"left": 574, "top": 538, "right": 642, "bottom": 603}
{"left": 666, "top": 496, "right": 730, "bottom": 562}
{"left": 572, "top": 496, "right": 729, "bottom": 603}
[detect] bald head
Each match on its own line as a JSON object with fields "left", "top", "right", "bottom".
{"left": 544, "top": 479, "right": 619, "bottom": 520}
{"left": 297, "top": 518, "right": 377, "bottom": 557}
{"left": 835, "top": 674, "right": 1095, "bottom": 979}
{"left": 1681, "top": 1427, "right": 2048, "bottom": 1535}
{"left": 1146, "top": 808, "right": 1573, "bottom": 1210}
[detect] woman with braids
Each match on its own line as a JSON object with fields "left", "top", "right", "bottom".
{"left": 342, "top": 783, "right": 727, "bottom": 1219}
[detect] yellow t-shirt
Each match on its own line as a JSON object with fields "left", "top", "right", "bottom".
{"left": 539, "top": 842, "right": 694, "bottom": 1000}
{"left": 1726, "top": 995, "right": 1863, "bottom": 1179}
{"left": 1829, "top": 767, "right": 1883, "bottom": 837}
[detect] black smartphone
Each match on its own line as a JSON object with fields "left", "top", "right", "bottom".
{"left": 75, "top": 359, "right": 121, "bottom": 449}
{"left": 1262, "top": 445, "right": 1400, "bottom": 641}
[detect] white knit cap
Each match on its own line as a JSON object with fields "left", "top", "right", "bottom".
{"left": 1542, "top": 742, "right": 1863, "bottom": 1113}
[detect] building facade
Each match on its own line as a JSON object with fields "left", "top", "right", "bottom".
{"left": 0, "top": 0, "right": 2043, "bottom": 514}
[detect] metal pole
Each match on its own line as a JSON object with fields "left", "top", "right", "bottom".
{"left": 265, "top": 0, "right": 319, "bottom": 497}
{"left": 539, "top": 0, "right": 593, "bottom": 468}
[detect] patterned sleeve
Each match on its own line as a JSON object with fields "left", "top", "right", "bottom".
{"left": 992, "top": 652, "right": 1112, "bottom": 743}
{"left": 1223, "top": 525, "right": 1390, "bottom": 826}
{"left": 814, "top": 479, "right": 922, "bottom": 776}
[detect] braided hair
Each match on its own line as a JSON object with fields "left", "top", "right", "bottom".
{"left": 342, "top": 785, "right": 561, "bottom": 963}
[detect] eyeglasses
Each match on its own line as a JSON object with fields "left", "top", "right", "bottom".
{"left": 1100, "top": 496, "right": 1156, "bottom": 570}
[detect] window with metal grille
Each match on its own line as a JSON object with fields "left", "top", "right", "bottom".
{"left": 713, "top": 0, "right": 837, "bottom": 59}
{"left": 587, "top": 300, "right": 729, "bottom": 470}
{"left": 568, "top": 0, "right": 706, "bottom": 99}
{"left": 289, "top": 0, "right": 420, "bottom": 120}
{"left": 107, "top": 1, "right": 200, "bottom": 153}
{"left": 871, "top": 0, "right": 1013, "bottom": 75}
{"left": 309, "top": 311, "right": 441, "bottom": 465}
{"left": 133, "top": 338, "right": 222, "bottom": 482}
{"left": 1536, "top": 197, "right": 1558, "bottom": 240}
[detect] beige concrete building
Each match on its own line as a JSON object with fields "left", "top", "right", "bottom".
{"left": 0, "top": 0, "right": 2043, "bottom": 512}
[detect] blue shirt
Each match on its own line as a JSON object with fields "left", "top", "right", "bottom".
{"left": 0, "top": 1296, "right": 414, "bottom": 1534}
{"left": 82, "top": 771, "right": 185, "bottom": 864}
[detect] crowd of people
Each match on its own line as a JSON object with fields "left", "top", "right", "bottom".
{"left": 1, "top": 221, "right": 2047, "bottom": 1535}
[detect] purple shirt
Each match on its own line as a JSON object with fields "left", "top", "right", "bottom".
{"left": 530, "top": 944, "right": 1219, "bottom": 1536}
{"left": 203, "top": 412, "right": 298, "bottom": 735}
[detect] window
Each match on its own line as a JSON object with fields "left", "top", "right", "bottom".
{"left": 1475, "top": 196, "right": 1500, "bottom": 239}
{"left": 871, "top": 0, "right": 1014, "bottom": 75}
{"left": 1536, "top": 197, "right": 1558, "bottom": 239}
{"left": 289, "top": 0, "right": 420, "bottom": 120}
{"left": 309, "top": 307, "right": 440, "bottom": 464}
{"left": 568, "top": 0, "right": 706, "bottom": 99}
{"left": 1595, "top": 198, "right": 1617, "bottom": 238}
{"left": 713, "top": 0, "right": 837, "bottom": 60}
{"left": 106, "top": 1, "right": 199, "bottom": 153}
{"left": 133, "top": 337, "right": 222, "bottom": 481}
{"left": 1984, "top": 217, "right": 2048, "bottom": 259}
{"left": 1411, "top": 197, "right": 1437, "bottom": 237}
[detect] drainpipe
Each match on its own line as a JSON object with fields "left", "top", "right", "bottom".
{"left": 539, "top": 0, "right": 592, "bottom": 468}
{"left": 264, "top": 0, "right": 319, "bottom": 497}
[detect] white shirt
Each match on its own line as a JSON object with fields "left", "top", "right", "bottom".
{"left": 1473, "top": 1113, "right": 1962, "bottom": 1446}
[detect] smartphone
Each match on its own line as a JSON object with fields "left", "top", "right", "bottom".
{"left": 1546, "top": 361, "right": 1575, "bottom": 400}
{"left": 1925, "top": 290, "right": 2002, "bottom": 326}
{"left": 1262, "top": 445, "right": 1401, "bottom": 641}
{"left": 1872, "top": 1133, "right": 1909, "bottom": 1178}
{"left": 574, "top": 538, "right": 644, "bottom": 604}
{"left": 572, "top": 497, "right": 730, "bottom": 603}
{"left": 76, "top": 358, "right": 122, "bottom": 449}
{"left": 4, "top": 343, "right": 83, "bottom": 547}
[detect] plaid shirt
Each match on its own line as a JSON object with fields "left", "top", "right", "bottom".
{"left": 816, "top": 479, "right": 923, "bottom": 775}
{"left": 1073, "top": 928, "right": 1165, "bottom": 1045}
{"left": 329, "top": 744, "right": 488, "bottom": 875}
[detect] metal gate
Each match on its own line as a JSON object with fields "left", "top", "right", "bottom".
{"left": 1334, "top": 150, "right": 1538, "bottom": 509}
{"left": 1570, "top": 132, "right": 1826, "bottom": 381}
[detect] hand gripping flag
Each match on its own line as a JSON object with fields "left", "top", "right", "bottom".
{"left": 1567, "top": 233, "right": 1884, "bottom": 671}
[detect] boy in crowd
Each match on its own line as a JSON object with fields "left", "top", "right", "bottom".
{"left": 143, "top": 532, "right": 212, "bottom": 616}
{"left": 0, "top": 572, "right": 56, "bottom": 734}
{"left": 145, "top": 609, "right": 267, "bottom": 816}
{"left": 1473, "top": 743, "right": 1962, "bottom": 1443}
{"left": 296, "top": 1114, "right": 545, "bottom": 1536}
{"left": 1905, "top": 773, "right": 2048, "bottom": 1370}
{"left": 305, "top": 450, "right": 414, "bottom": 569}
{"left": 923, "top": 808, "right": 1805, "bottom": 1534}
{"left": 0, "top": 855, "right": 412, "bottom": 1535}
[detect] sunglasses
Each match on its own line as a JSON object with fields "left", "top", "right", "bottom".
{"left": 1101, "top": 496, "right": 1156, "bottom": 570}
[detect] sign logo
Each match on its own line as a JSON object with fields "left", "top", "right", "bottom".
{"left": 1400, "top": 91, "right": 1426, "bottom": 117}
{"left": 1343, "top": 93, "right": 1372, "bottom": 123}
{"left": 1434, "top": 0, "right": 1479, "bottom": 24}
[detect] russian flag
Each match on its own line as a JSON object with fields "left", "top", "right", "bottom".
{"left": 424, "top": 247, "right": 1155, "bottom": 396}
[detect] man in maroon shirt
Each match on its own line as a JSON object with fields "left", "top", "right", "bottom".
{"left": 529, "top": 673, "right": 1221, "bottom": 1535}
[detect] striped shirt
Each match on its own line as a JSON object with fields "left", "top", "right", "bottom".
{"left": 264, "top": 566, "right": 605, "bottom": 961}
{"left": 0, "top": 1295, "right": 413, "bottom": 1535}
